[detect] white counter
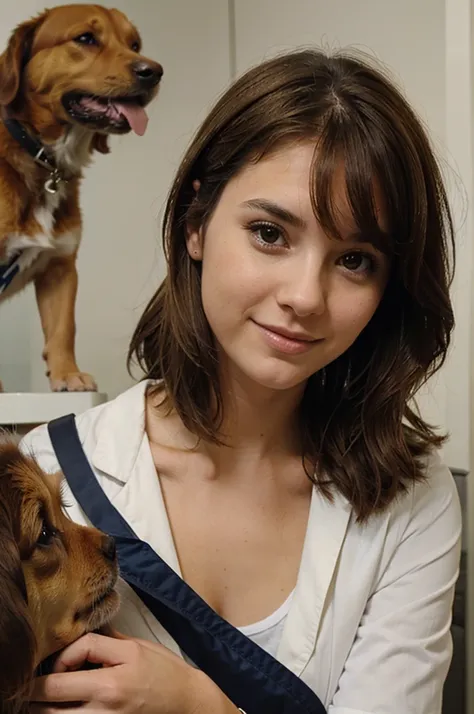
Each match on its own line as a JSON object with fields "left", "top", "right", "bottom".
{"left": 0, "top": 391, "right": 107, "bottom": 432}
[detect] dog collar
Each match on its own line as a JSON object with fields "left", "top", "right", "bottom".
{"left": 2, "top": 117, "right": 67, "bottom": 194}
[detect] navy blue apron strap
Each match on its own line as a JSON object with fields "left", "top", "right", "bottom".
{"left": 47, "top": 414, "right": 326, "bottom": 714}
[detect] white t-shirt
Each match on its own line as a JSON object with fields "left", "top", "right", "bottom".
{"left": 183, "top": 590, "right": 294, "bottom": 668}
{"left": 20, "top": 380, "right": 462, "bottom": 714}
{"left": 239, "top": 589, "right": 294, "bottom": 657}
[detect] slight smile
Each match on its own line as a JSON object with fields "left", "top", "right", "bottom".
{"left": 252, "top": 320, "right": 321, "bottom": 355}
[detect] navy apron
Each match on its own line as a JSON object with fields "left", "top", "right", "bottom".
{"left": 47, "top": 414, "right": 326, "bottom": 714}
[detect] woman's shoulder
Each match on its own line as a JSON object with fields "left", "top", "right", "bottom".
{"left": 379, "top": 449, "right": 462, "bottom": 545}
{"left": 19, "top": 380, "right": 154, "bottom": 473}
{"left": 338, "top": 449, "right": 462, "bottom": 560}
{"left": 408, "top": 450, "right": 460, "bottom": 517}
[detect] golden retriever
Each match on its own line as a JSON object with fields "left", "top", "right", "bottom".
{"left": 0, "top": 4, "right": 162, "bottom": 392}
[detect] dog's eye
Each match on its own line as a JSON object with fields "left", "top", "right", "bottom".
{"left": 37, "top": 522, "right": 57, "bottom": 547}
{"left": 131, "top": 41, "right": 140, "bottom": 52}
{"left": 74, "top": 32, "right": 98, "bottom": 46}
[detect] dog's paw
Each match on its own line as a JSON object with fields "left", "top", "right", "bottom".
{"left": 50, "top": 372, "right": 98, "bottom": 392}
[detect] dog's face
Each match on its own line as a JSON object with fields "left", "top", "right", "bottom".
{"left": 0, "top": 4, "right": 162, "bottom": 142}
{"left": 0, "top": 442, "right": 119, "bottom": 710}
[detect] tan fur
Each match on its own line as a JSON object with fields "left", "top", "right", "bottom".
{"left": 0, "top": 5, "right": 162, "bottom": 391}
{"left": 0, "top": 439, "right": 119, "bottom": 713}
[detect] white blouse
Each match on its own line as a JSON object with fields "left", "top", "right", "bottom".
{"left": 20, "top": 380, "right": 462, "bottom": 714}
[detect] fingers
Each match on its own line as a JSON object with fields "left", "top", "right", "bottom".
{"left": 31, "top": 632, "right": 129, "bottom": 705}
{"left": 31, "top": 668, "right": 105, "bottom": 703}
{"left": 53, "top": 633, "right": 127, "bottom": 673}
{"left": 31, "top": 633, "right": 178, "bottom": 707}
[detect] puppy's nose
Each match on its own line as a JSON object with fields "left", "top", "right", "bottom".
{"left": 132, "top": 60, "right": 163, "bottom": 87}
{"left": 100, "top": 534, "right": 116, "bottom": 561}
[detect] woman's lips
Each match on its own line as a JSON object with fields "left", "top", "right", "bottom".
{"left": 253, "top": 321, "right": 320, "bottom": 355}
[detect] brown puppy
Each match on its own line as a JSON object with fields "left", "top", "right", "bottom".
{"left": 0, "top": 5, "right": 162, "bottom": 392}
{"left": 0, "top": 440, "right": 120, "bottom": 713}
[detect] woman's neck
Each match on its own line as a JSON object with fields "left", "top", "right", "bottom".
{"left": 220, "top": 378, "right": 302, "bottom": 453}
{"left": 146, "top": 369, "right": 307, "bottom": 478}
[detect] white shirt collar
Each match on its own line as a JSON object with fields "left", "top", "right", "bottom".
{"left": 90, "top": 379, "right": 152, "bottom": 483}
{"left": 79, "top": 378, "right": 354, "bottom": 676}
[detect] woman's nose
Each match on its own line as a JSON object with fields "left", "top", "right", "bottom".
{"left": 276, "top": 260, "right": 327, "bottom": 317}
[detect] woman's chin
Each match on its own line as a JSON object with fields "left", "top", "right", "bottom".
{"left": 235, "top": 361, "right": 314, "bottom": 393}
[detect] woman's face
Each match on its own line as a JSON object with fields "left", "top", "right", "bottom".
{"left": 187, "top": 142, "right": 391, "bottom": 394}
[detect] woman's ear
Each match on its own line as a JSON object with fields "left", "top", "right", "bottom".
{"left": 185, "top": 224, "right": 203, "bottom": 261}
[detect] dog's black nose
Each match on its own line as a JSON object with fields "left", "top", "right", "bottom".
{"left": 101, "top": 535, "right": 116, "bottom": 561}
{"left": 132, "top": 60, "right": 163, "bottom": 87}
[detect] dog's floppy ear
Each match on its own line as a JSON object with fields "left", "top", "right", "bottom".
{"left": 0, "top": 14, "right": 44, "bottom": 107}
{"left": 91, "top": 133, "right": 111, "bottom": 154}
{"left": 0, "top": 445, "right": 36, "bottom": 713}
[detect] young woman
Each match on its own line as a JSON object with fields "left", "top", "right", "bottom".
{"left": 25, "top": 49, "right": 461, "bottom": 714}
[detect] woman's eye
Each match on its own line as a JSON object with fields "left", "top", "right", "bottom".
{"left": 339, "top": 251, "right": 375, "bottom": 274}
{"left": 37, "top": 522, "right": 57, "bottom": 548}
{"left": 250, "top": 222, "right": 285, "bottom": 247}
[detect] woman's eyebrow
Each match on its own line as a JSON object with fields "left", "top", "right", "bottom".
{"left": 239, "top": 199, "right": 306, "bottom": 229}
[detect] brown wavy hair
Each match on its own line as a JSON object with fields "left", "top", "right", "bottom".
{"left": 128, "top": 49, "right": 455, "bottom": 521}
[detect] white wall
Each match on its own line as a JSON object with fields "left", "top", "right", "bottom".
{"left": 445, "top": 0, "right": 474, "bottom": 471}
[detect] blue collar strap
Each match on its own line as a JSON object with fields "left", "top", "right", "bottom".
{"left": 47, "top": 414, "right": 326, "bottom": 714}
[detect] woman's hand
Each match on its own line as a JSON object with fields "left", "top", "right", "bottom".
{"left": 31, "top": 631, "right": 237, "bottom": 714}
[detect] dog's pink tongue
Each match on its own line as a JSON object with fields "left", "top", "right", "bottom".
{"left": 114, "top": 102, "right": 149, "bottom": 136}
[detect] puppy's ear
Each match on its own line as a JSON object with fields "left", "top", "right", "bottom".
{"left": 0, "top": 446, "right": 36, "bottom": 713}
{"left": 91, "top": 133, "right": 110, "bottom": 154}
{"left": 0, "top": 14, "right": 44, "bottom": 107}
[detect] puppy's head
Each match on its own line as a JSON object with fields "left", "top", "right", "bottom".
{"left": 0, "top": 4, "right": 162, "bottom": 146}
{"left": 0, "top": 440, "right": 119, "bottom": 712}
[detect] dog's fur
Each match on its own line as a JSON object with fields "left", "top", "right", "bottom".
{"left": 0, "top": 440, "right": 119, "bottom": 714}
{"left": 0, "top": 4, "right": 162, "bottom": 392}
